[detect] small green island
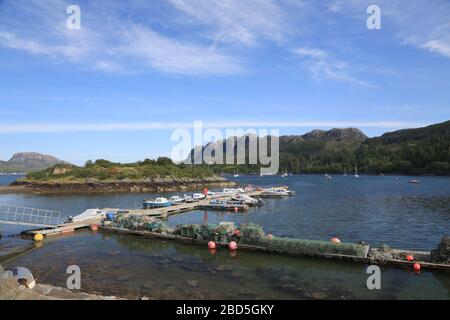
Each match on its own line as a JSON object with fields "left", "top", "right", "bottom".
{"left": 11, "top": 157, "right": 234, "bottom": 194}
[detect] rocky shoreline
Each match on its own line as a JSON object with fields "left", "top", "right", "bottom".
{"left": 0, "top": 264, "right": 123, "bottom": 300}
{"left": 7, "top": 176, "right": 235, "bottom": 195}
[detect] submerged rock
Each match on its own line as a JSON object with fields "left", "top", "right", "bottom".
{"left": 186, "top": 280, "right": 198, "bottom": 288}
{"left": 307, "top": 291, "right": 328, "bottom": 300}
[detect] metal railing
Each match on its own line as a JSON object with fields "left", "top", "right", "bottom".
{"left": 0, "top": 203, "right": 62, "bottom": 227}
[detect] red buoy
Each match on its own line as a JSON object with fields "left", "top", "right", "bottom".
{"left": 406, "top": 255, "right": 414, "bottom": 262}
{"left": 234, "top": 207, "right": 239, "bottom": 213}
{"left": 330, "top": 237, "right": 341, "bottom": 244}
{"left": 414, "top": 263, "right": 421, "bottom": 272}
{"left": 208, "top": 241, "right": 216, "bottom": 249}
{"left": 228, "top": 241, "right": 238, "bottom": 251}
{"left": 90, "top": 224, "right": 98, "bottom": 231}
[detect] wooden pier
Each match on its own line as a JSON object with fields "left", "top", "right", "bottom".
{"left": 25, "top": 217, "right": 104, "bottom": 237}
{"left": 23, "top": 191, "right": 265, "bottom": 236}
{"left": 103, "top": 190, "right": 264, "bottom": 219}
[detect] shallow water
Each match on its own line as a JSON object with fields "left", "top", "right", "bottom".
{"left": 1, "top": 174, "right": 450, "bottom": 299}
{"left": 7, "top": 230, "right": 450, "bottom": 300}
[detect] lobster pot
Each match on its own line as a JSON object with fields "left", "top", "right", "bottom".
{"left": 144, "top": 220, "right": 164, "bottom": 232}
{"left": 255, "top": 237, "right": 369, "bottom": 258}
{"left": 199, "top": 224, "right": 218, "bottom": 240}
{"left": 112, "top": 215, "right": 145, "bottom": 231}
{"left": 177, "top": 224, "right": 202, "bottom": 239}
{"left": 239, "top": 223, "right": 266, "bottom": 243}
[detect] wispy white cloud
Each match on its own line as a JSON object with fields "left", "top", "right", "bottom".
{"left": 0, "top": 0, "right": 243, "bottom": 75}
{"left": 168, "top": 0, "right": 289, "bottom": 46}
{"left": 294, "top": 47, "right": 374, "bottom": 87}
{"left": 328, "top": 0, "right": 450, "bottom": 60}
{"left": 0, "top": 120, "right": 426, "bottom": 134}
{"left": 118, "top": 24, "right": 242, "bottom": 75}
{"left": 421, "top": 40, "right": 450, "bottom": 58}
{"left": 294, "top": 47, "right": 327, "bottom": 59}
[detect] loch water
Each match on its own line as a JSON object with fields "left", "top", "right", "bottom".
{"left": 1, "top": 174, "right": 449, "bottom": 299}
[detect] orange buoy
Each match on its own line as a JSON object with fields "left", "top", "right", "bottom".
{"left": 228, "top": 241, "right": 238, "bottom": 251}
{"left": 208, "top": 241, "right": 216, "bottom": 249}
{"left": 414, "top": 263, "right": 421, "bottom": 272}
{"left": 330, "top": 237, "right": 341, "bottom": 244}
{"left": 406, "top": 255, "right": 414, "bottom": 262}
{"left": 90, "top": 224, "right": 98, "bottom": 231}
{"left": 234, "top": 207, "right": 239, "bottom": 213}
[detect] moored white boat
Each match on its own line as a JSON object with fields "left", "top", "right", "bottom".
{"left": 143, "top": 197, "right": 172, "bottom": 209}
{"left": 260, "top": 187, "right": 289, "bottom": 198}
{"left": 232, "top": 194, "right": 263, "bottom": 206}
{"left": 192, "top": 193, "right": 206, "bottom": 201}
{"left": 69, "top": 208, "right": 106, "bottom": 223}
{"left": 170, "top": 195, "right": 185, "bottom": 205}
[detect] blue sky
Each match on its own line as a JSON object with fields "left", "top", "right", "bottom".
{"left": 0, "top": 0, "right": 449, "bottom": 164}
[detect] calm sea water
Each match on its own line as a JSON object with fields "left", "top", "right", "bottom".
{"left": 1, "top": 174, "right": 449, "bottom": 299}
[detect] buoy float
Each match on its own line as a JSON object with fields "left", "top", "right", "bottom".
{"left": 330, "top": 237, "right": 341, "bottom": 244}
{"left": 208, "top": 241, "right": 216, "bottom": 249}
{"left": 33, "top": 233, "right": 44, "bottom": 242}
{"left": 406, "top": 255, "right": 414, "bottom": 262}
{"left": 267, "top": 234, "right": 274, "bottom": 241}
{"left": 90, "top": 224, "right": 98, "bottom": 231}
{"left": 228, "top": 241, "right": 238, "bottom": 251}
{"left": 414, "top": 263, "right": 421, "bottom": 272}
{"left": 234, "top": 207, "right": 239, "bottom": 213}
{"left": 233, "top": 229, "right": 240, "bottom": 236}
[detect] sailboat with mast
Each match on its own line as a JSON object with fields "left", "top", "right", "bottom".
{"left": 354, "top": 163, "right": 359, "bottom": 178}
{"left": 233, "top": 167, "right": 240, "bottom": 178}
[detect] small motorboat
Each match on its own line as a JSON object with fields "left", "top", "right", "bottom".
{"left": 232, "top": 194, "right": 263, "bottom": 206}
{"left": 222, "top": 188, "right": 243, "bottom": 195}
{"left": 192, "top": 193, "right": 206, "bottom": 201}
{"left": 207, "top": 191, "right": 216, "bottom": 197}
{"left": 184, "top": 194, "right": 195, "bottom": 203}
{"left": 68, "top": 209, "right": 106, "bottom": 223}
{"left": 170, "top": 195, "right": 185, "bottom": 205}
{"left": 259, "top": 188, "right": 289, "bottom": 198}
{"left": 409, "top": 179, "right": 420, "bottom": 184}
{"left": 143, "top": 197, "right": 172, "bottom": 209}
{"left": 274, "top": 186, "right": 296, "bottom": 196}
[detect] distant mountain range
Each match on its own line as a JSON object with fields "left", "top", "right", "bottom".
{"left": 2, "top": 120, "right": 449, "bottom": 176}
{"left": 0, "top": 152, "right": 68, "bottom": 173}
{"left": 187, "top": 120, "right": 450, "bottom": 175}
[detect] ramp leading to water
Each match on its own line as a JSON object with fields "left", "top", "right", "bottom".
{"left": 0, "top": 203, "right": 62, "bottom": 228}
